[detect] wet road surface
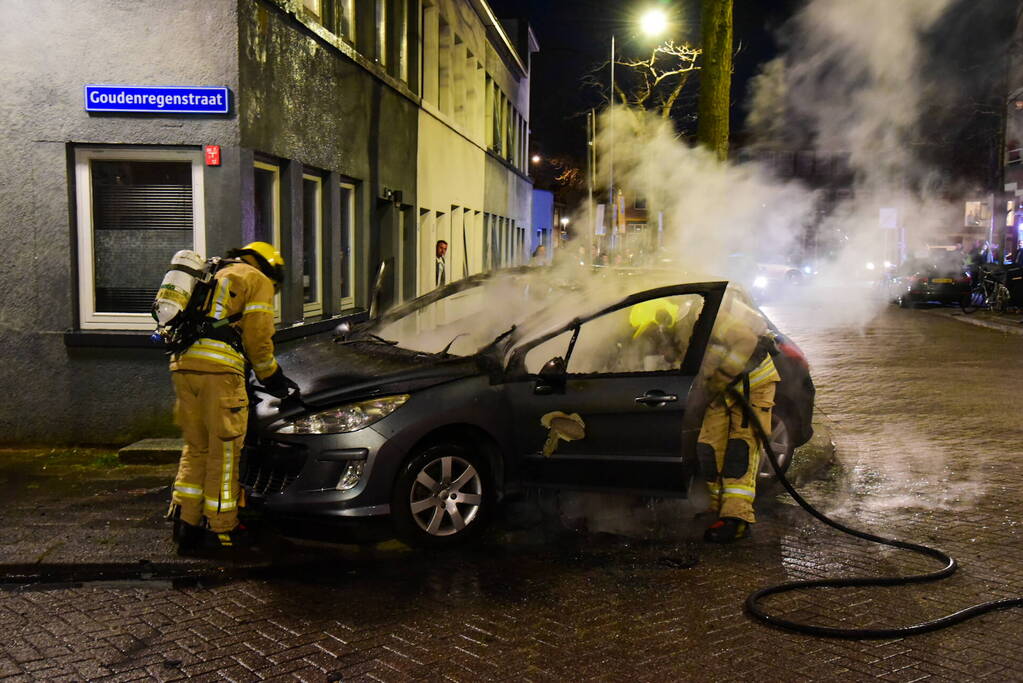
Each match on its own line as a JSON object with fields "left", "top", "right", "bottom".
{"left": 3, "top": 305, "right": 1023, "bottom": 680}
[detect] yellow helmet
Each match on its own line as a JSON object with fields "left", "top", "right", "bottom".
{"left": 237, "top": 241, "right": 285, "bottom": 285}
{"left": 629, "top": 298, "right": 680, "bottom": 339}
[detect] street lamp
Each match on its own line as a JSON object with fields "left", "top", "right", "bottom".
{"left": 608, "top": 8, "right": 670, "bottom": 243}
{"left": 639, "top": 8, "right": 669, "bottom": 37}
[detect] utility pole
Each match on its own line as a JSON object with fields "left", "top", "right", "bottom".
{"left": 696, "top": 0, "right": 733, "bottom": 161}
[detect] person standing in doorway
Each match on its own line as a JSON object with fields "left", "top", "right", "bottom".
{"left": 435, "top": 239, "right": 448, "bottom": 287}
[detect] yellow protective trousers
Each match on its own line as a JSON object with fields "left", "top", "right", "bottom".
{"left": 170, "top": 371, "right": 248, "bottom": 533}
{"left": 697, "top": 379, "right": 776, "bottom": 524}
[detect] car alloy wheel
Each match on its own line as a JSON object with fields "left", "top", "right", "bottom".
{"left": 393, "top": 444, "right": 492, "bottom": 546}
{"left": 759, "top": 415, "right": 793, "bottom": 481}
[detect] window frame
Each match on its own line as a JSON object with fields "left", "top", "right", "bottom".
{"left": 507, "top": 288, "right": 714, "bottom": 379}
{"left": 253, "top": 160, "right": 282, "bottom": 321}
{"left": 302, "top": 173, "right": 325, "bottom": 318}
{"left": 339, "top": 181, "right": 357, "bottom": 310}
{"left": 74, "top": 147, "right": 205, "bottom": 331}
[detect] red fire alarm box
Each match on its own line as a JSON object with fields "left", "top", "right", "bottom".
{"left": 205, "top": 145, "right": 221, "bottom": 166}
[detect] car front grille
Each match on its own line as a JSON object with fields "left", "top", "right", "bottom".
{"left": 240, "top": 440, "right": 307, "bottom": 496}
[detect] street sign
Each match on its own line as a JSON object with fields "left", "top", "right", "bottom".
{"left": 85, "top": 85, "right": 230, "bottom": 114}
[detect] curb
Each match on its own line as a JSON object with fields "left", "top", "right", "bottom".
{"left": 118, "top": 438, "right": 183, "bottom": 464}
{"left": 923, "top": 307, "right": 1023, "bottom": 336}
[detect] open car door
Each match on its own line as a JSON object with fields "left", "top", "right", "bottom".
{"left": 503, "top": 283, "right": 726, "bottom": 498}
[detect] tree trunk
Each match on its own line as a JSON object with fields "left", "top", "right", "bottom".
{"left": 697, "top": 0, "right": 733, "bottom": 161}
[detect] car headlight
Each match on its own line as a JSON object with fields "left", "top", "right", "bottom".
{"left": 276, "top": 394, "right": 410, "bottom": 434}
{"left": 753, "top": 276, "right": 768, "bottom": 289}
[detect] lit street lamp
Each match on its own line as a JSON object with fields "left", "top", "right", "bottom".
{"left": 608, "top": 8, "right": 670, "bottom": 243}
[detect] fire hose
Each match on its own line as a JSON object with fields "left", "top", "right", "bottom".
{"left": 728, "top": 385, "right": 1023, "bottom": 638}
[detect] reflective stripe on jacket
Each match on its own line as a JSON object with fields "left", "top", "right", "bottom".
{"left": 170, "top": 262, "right": 279, "bottom": 379}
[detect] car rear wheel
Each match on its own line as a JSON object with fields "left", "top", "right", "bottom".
{"left": 392, "top": 443, "right": 493, "bottom": 547}
{"left": 758, "top": 413, "right": 793, "bottom": 481}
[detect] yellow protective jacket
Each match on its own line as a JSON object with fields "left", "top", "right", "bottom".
{"left": 700, "top": 292, "right": 779, "bottom": 398}
{"left": 169, "top": 261, "right": 279, "bottom": 380}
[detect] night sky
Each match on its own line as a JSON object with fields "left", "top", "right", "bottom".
{"left": 489, "top": 0, "right": 1017, "bottom": 191}
{"left": 489, "top": 0, "right": 802, "bottom": 162}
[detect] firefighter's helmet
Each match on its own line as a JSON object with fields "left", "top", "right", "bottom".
{"left": 236, "top": 241, "right": 286, "bottom": 286}
{"left": 629, "top": 298, "right": 680, "bottom": 339}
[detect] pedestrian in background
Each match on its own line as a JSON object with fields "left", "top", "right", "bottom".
{"left": 530, "top": 244, "right": 547, "bottom": 264}
{"left": 167, "top": 241, "right": 299, "bottom": 555}
{"left": 435, "top": 239, "right": 448, "bottom": 286}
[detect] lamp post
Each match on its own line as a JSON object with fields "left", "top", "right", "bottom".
{"left": 608, "top": 8, "right": 670, "bottom": 247}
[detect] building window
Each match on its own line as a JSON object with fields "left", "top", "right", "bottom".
{"left": 302, "top": 174, "right": 324, "bottom": 317}
{"left": 305, "top": 0, "right": 355, "bottom": 41}
{"left": 74, "top": 147, "right": 205, "bottom": 330}
{"left": 340, "top": 182, "right": 356, "bottom": 308}
{"left": 375, "top": 0, "right": 387, "bottom": 65}
{"left": 393, "top": 0, "right": 409, "bottom": 82}
{"left": 438, "top": 15, "right": 452, "bottom": 115}
{"left": 253, "top": 161, "right": 282, "bottom": 319}
{"left": 423, "top": 4, "right": 439, "bottom": 104}
{"left": 253, "top": 162, "right": 281, "bottom": 247}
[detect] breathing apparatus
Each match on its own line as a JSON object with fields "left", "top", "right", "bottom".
{"left": 729, "top": 385, "right": 1023, "bottom": 639}
{"left": 151, "top": 242, "right": 284, "bottom": 355}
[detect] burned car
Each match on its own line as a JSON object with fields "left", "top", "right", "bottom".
{"left": 240, "top": 269, "right": 815, "bottom": 546}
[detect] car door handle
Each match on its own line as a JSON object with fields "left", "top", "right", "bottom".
{"left": 635, "top": 391, "right": 678, "bottom": 406}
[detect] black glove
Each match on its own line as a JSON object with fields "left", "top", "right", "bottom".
{"left": 260, "top": 367, "right": 299, "bottom": 398}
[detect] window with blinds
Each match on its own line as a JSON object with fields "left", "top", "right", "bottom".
{"left": 90, "top": 160, "right": 194, "bottom": 313}
{"left": 75, "top": 148, "right": 204, "bottom": 330}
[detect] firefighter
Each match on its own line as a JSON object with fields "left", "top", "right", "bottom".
{"left": 167, "top": 241, "right": 298, "bottom": 554}
{"left": 697, "top": 291, "right": 780, "bottom": 543}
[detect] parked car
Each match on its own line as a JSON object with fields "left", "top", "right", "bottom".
{"left": 241, "top": 269, "right": 816, "bottom": 546}
{"left": 887, "top": 255, "right": 970, "bottom": 308}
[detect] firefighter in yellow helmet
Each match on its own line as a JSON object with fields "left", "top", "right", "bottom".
{"left": 167, "top": 241, "right": 299, "bottom": 554}
{"left": 697, "top": 289, "right": 780, "bottom": 542}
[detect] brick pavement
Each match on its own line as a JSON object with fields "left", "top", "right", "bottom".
{"left": 3, "top": 305, "right": 1023, "bottom": 680}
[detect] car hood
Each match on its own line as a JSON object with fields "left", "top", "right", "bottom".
{"left": 276, "top": 338, "right": 483, "bottom": 408}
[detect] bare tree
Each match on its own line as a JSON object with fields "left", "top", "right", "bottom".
{"left": 584, "top": 40, "right": 702, "bottom": 121}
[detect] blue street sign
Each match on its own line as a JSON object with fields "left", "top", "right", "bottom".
{"left": 84, "top": 85, "right": 230, "bottom": 114}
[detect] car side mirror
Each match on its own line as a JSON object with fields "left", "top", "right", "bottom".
{"left": 535, "top": 356, "right": 567, "bottom": 395}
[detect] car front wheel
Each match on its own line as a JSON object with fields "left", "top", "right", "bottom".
{"left": 392, "top": 444, "right": 493, "bottom": 547}
{"left": 758, "top": 413, "right": 793, "bottom": 481}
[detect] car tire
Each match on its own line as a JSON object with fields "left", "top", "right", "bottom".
{"left": 758, "top": 413, "right": 793, "bottom": 481}
{"left": 391, "top": 443, "right": 493, "bottom": 547}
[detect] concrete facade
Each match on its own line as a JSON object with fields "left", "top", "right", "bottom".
{"left": 0, "top": 0, "right": 419, "bottom": 445}
{"left": 0, "top": 0, "right": 533, "bottom": 446}
{"left": 416, "top": 0, "right": 536, "bottom": 292}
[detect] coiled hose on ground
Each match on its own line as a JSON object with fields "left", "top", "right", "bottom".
{"left": 729, "top": 385, "right": 1023, "bottom": 639}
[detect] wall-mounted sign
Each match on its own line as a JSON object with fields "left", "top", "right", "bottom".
{"left": 85, "top": 85, "right": 230, "bottom": 114}
{"left": 205, "top": 145, "right": 221, "bottom": 166}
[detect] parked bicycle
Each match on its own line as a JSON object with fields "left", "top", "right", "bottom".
{"left": 960, "top": 267, "right": 1010, "bottom": 314}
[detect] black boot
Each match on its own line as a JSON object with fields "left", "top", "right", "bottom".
{"left": 168, "top": 505, "right": 202, "bottom": 555}
{"left": 703, "top": 517, "right": 750, "bottom": 543}
{"left": 197, "top": 523, "right": 259, "bottom": 560}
